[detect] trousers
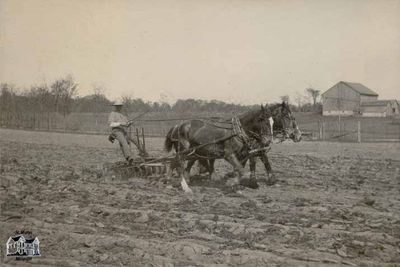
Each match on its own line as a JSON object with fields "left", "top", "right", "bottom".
{"left": 111, "top": 128, "right": 133, "bottom": 160}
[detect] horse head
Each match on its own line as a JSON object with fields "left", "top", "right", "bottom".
{"left": 268, "top": 101, "right": 302, "bottom": 142}
{"left": 248, "top": 104, "right": 274, "bottom": 146}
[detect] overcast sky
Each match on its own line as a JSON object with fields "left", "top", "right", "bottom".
{"left": 1, "top": 0, "right": 399, "bottom": 104}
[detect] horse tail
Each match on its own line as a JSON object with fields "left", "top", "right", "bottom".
{"left": 164, "top": 126, "right": 175, "bottom": 152}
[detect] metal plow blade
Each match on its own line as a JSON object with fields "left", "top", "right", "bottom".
{"left": 103, "top": 158, "right": 167, "bottom": 179}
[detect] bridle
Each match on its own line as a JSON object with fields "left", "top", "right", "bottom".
{"left": 270, "top": 104, "right": 296, "bottom": 140}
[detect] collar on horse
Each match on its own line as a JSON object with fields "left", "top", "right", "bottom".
{"left": 231, "top": 116, "right": 251, "bottom": 147}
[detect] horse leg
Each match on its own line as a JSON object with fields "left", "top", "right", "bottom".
{"left": 180, "top": 158, "right": 194, "bottom": 193}
{"left": 225, "top": 153, "right": 244, "bottom": 175}
{"left": 208, "top": 159, "right": 215, "bottom": 175}
{"left": 198, "top": 159, "right": 209, "bottom": 176}
{"left": 208, "top": 159, "right": 220, "bottom": 182}
{"left": 241, "top": 157, "right": 248, "bottom": 168}
{"left": 224, "top": 153, "right": 258, "bottom": 189}
{"left": 260, "top": 152, "right": 277, "bottom": 185}
{"left": 165, "top": 163, "right": 173, "bottom": 181}
{"left": 165, "top": 143, "right": 180, "bottom": 182}
{"left": 184, "top": 159, "right": 196, "bottom": 180}
{"left": 249, "top": 156, "right": 257, "bottom": 180}
{"left": 224, "top": 156, "right": 247, "bottom": 179}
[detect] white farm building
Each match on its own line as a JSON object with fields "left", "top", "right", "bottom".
{"left": 321, "top": 81, "right": 399, "bottom": 117}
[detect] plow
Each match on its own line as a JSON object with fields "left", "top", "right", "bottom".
{"left": 103, "top": 127, "right": 172, "bottom": 179}
{"left": 102, "top": 109, "right": 283, "bottom": 184}
{"left": 103, "top": 158, "right": 168, "bottom": 179}
{"left": 102, "top": 127, "right": 273, "bottom": 181}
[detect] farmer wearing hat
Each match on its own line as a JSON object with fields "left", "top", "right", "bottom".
{"left": 108, "top": 100, "right": 140, "bottom": 163}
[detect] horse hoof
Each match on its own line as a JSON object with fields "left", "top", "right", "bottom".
{"left": 229, "top": 184, "right": 245, "bottom": 193}
{"left": 239, "top": 178, "right": 259, "bottom": 189}
{"left": 181, "top": 177, "right": 193, "bottom": 194}
{"left": 226, "top": 177, "right": 240, "bottom": 187}
{"left": 225, "top": 172, "right": 236, "bottom": 179}
{"left": 265, "top": 175, "right": 277, "bottom": 186}
{"left": 249, "top": 179, "right": 259, "bottom": 189}
{"left": 183, "top": 187, "right": 193, "bottom": 194}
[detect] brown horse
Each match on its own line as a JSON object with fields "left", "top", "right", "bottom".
{"left": 164, "top": 105, "right": 274, "bottom": 193}
{"left": 237, "top": 102, "right": 301, "bottom": 182}
{"left": 166, "top": 102, "right": 301, "bottom": 186}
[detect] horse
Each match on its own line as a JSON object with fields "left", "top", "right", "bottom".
{"left": 166, "top": 102, "right": 301, "bottom": 186}
{"left": 269, "top": 101, "right": 302, "bottom": 142}
{"left": 164, "top": 105, "right": 274, "bottom": 193}
{"left": 235, "top": 102, "right": 302, "bottom": 183}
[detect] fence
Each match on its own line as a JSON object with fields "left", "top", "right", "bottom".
{"left": 0, "top": 111, "right": 230, "bottom": 136}
{"left": 300, "top": 116, "right": 400, "bottom": 142}
{"left": 1, "top": 111, "right": 399, "bottom": 142}
{"left": 0, "top": 112, "right": 109, "bottom": 134}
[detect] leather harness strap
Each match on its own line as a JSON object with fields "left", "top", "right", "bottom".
{"left": 232, "top": 116, "right": 252, "bottom": 148}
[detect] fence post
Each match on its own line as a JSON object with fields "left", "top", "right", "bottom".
{"left": 318, "top": 120, "right": 321, "bottom": 140}
{"left": 322, "top": 121, "right": 325, "bottom": 140}
{"left": 357, "top": 121, "right": 361, "bottom": 143}
{"left": 141, "top": 127, "right": 146, "bottom": 153}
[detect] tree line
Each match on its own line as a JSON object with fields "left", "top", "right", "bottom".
{"left": 1, "top": 75, "right": 321, "bottom": 115}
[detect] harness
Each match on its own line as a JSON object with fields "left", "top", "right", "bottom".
{"left": 231, "top": 116, "right": 251, "bottom": 147}
{"left": 169, "top": 116, "right": 263, "bottom": 161}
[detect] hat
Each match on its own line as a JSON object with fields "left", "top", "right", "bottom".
{"left": 112, "top": 100, "right": 123, "bottom": 106}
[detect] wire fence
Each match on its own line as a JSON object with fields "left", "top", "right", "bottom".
{"left": 1, "top": 111, "right": 399, "bottom": 142}
{"left": 300, "top": 116, "right": 400, "bottom": 142}
{"left": 0, "top": 111, "right": 230, "bottom": 137}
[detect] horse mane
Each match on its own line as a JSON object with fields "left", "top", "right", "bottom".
{"left": 238, "top": 108, "right": 263, "bottom": 124}
{"left": 268, "top": 103, "right": 282, "bottom": 110}
{"left": 268, "top": 102, "right": 292, "bottom": 115}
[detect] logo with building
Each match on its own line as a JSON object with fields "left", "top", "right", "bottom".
{"left": 6, "top": 234, "right": 41, "bottom": 257}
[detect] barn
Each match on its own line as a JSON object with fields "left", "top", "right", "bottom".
{"left": 322, "top": 81, "right": 379, "bottom": 116}
{"left": 361, "top": 100, "right": 400, "bottom": 117}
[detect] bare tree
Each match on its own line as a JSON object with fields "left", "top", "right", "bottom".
{"left": 294, "top": 92, "right": 304, "bottom": 109}
{"left": 0, "top": 83, "right": 17, "bottom": 113}
{"left": 280, "top": 95, "right": 290, "bottom": 104}
{"left": 92, "top": 85, "right": 107, "bottom": 113}
{"left": 28, "top": 84, "right": 52, "bottom": 112}
{"left": 306, "top": 87, "right": 320, "bottom": 107}
{"left": 50, "top": 75, "right": 78, "bottom": 117}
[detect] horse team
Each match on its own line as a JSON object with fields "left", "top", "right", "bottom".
{"left": 163, "top": 102, "right": 302, "bottom": 193}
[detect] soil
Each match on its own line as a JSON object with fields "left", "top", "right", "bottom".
{"left": 1, "top": 129, "right": 399, "bottom": 266}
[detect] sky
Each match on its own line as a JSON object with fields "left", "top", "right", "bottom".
{"left": 0, "top": 0, "right": 399, "bottom": 104}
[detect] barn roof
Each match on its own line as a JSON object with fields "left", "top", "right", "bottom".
{"left": 322, "top": 81, "right": 379, "bottom": 96}
{"left": 341, "top": 81, "right": 379, "bottom": 96}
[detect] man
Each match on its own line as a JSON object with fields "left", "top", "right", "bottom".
{"left": 108, "top": 100, "right": 140, "bottom": 164}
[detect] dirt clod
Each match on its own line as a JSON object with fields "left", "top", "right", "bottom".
{"left": 1, "top": 134, "right": 399, "bottom": 266}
